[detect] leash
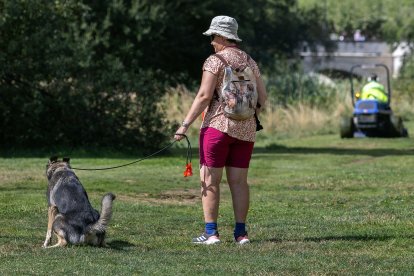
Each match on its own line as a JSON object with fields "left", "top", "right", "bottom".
{"left": 71, "top": 134, "right": 192, "bottom": 176}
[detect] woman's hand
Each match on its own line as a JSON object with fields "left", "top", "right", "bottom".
{"left": 174, "top": 126, "right": 188, "bottom": 141}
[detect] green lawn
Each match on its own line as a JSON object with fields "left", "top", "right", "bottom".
{"left": 1, "top": 123, "right": 414, "bottom": 275}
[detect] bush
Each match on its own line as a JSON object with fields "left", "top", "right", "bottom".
{"left": 0, "top": 0, "right": 172, "bottom": 150}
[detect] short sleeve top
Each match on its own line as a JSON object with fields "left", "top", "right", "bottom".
{"left": 201, "top": 47, "right": 261, "bottom": 142}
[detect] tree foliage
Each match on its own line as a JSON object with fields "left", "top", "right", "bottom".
{"left": 299, "top": 0, "right": 414, "bottom": 43}
{"left": 0, "top": 0, "right": 342, "bottom": 149}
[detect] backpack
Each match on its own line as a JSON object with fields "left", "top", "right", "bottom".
{"left": 214, "top": 53, "right": 258, "bottom": 120}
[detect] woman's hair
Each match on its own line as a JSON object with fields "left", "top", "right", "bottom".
{"left": 226, "top": 38, "right": 238, "bottom": 44}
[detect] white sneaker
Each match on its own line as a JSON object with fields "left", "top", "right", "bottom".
{"left": 192, "top": 232, "right": 220, "bottom": 245}
{"left": 235, "top": 234, "right": 250, "bottom": 245}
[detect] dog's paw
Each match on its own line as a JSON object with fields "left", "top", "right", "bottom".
{"left": 42, "top": 239, "right": 51, "bottom": 248}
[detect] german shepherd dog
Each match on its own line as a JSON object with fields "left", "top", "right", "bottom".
{"left": 43, "top": 157, "right": 115, "bottom": 248}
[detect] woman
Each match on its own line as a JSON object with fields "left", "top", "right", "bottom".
{"left": 174, "top": 15, "right": 267, "bottom": 245}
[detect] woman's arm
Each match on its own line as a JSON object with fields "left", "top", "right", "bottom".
{"left": 174, "top": 71, "right": 217, "bottom": 140}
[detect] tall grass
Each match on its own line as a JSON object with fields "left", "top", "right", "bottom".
{"left": 160, "top": 85, "right": 204, "bottom": 138}
{"left": 162, "top": 76, "right": 414, "bottom": 139}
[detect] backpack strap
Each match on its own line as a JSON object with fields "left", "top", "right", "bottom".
{"left": 214, "top": 51, "right": 249, "bottom": 72}
{"left": 209, "top": 53, "right": 229, "bottom": 103}
{"left": 210, "top": 51, "right": 249, "bottom": 103}
{"left": 214, "top": 53, "right": 229, "bottom": 67}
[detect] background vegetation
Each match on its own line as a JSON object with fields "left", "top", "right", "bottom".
{"left": 2, "top": 0, "right": 413, "bottom": 151}
{"left": 299, "top": 0, "right": 414, "bottom": 43}
{"left": 0, "top": 0, "right": 329, "bottom": 150}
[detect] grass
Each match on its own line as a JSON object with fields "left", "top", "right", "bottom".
{"left": 1, "top": 122, "right": 414, "bottom": 275}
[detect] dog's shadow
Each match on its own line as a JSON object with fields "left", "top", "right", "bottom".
{"left": 106, "top": 240, "right": 136, "bottom": 251}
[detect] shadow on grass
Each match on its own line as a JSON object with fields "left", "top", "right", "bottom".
{"left": 253, "top": 144, "right": 414, "bottom": 157}
{"left": 303, "top": 235, "right": 400, "bottom": 242}
{"left": 0, "top": 145, "right": 181, "bottom": 158}
{"left": 0, "top": 186, "right": 44, "bottom": 192}
{"left": 106, "top": 240, "right": 136, "bottom": 251}
{"left": 2, "top": 143, "right": 413, "bottom": 158}
{"left": 263, "top": 234, "right": 414, "bottom": 243}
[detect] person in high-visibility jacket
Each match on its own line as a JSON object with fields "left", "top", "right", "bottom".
{"left": 360, "top": 74, "right": 388, "bottom": 103}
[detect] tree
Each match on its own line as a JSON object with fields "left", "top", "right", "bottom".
{"left": 0, "top": 0, "right": 333, "bottom": 149}
{"left": 298, "top": 0, "right": 414, "bottom": 43}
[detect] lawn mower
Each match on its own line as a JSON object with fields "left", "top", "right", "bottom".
{"left": 340, "top": 64, "right": 409, "bottom": 138}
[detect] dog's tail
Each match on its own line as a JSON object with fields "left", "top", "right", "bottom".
{"left": 88, "top": 193, "right": 116, "bottom": 233}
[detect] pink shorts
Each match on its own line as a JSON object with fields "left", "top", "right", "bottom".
{"left": 199, "top": 127, "right": 254, "bottom": 168}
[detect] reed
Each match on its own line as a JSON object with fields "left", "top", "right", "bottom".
{"left": 161, "top": 81, "right": 413, "bottom": 138}
{"left": 162, "top": 84, "right": 348, "bottom": 138}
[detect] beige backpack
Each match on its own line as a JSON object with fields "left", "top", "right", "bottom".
{"left": 214, "top": 53, "right": 258, "bottom": 120}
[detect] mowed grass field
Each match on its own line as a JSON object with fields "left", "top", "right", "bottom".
{"left": 1, "top": 122, "right": 414, "bottom": 275}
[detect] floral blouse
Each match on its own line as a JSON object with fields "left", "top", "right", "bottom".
{"left": 201, "top": 47, "right": 261, "bottom": 142}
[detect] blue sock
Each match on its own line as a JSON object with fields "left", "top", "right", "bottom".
{"left": 234, "top": 222, "right": 246, "bottom": 239}
{"left": 205, "top": 222, "right": 217, "bottom": 235}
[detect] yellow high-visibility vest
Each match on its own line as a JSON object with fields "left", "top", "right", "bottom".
{"left": 361, "top": 81, "right": 388, "bottom": 103}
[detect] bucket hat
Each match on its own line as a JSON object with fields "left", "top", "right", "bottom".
{"left": 203, "top": 16, "right": 242, "bottom": 42}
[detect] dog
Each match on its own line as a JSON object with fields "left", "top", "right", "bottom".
{"left": 43, "top": 156, "right": 115, "bottom": 248}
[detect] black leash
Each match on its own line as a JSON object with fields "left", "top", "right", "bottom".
{"left": 71, "top": 134, "right": 191, "bottom": 171}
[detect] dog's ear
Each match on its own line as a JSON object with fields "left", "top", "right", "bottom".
{"left": 49, "top": 156, "right": 58, "bottom": 162}
{"left": 62, "top": 157, "right": 70, "bottom": 163}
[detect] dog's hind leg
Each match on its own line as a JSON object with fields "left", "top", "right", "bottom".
{"left": 44, "top": 214, "right": 69, "bottom": 248}
{"left": 47, "top": 230, "right": 68, "bottom": 248}
{"left": 42, "top": 206, "right": 58, "bottom": 248}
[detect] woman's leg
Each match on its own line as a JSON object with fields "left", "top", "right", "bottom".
{"left": 200, "top": 165, "right": 223, "bottom": 223}
{"left": 198, "top": 128, "right": 228, "bottom": 225}
{"left": 226, "top": 166, "right": 249, "bottom": 223}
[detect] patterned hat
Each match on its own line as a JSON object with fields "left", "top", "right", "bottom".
{"left": 203, "top": 16, "right": 242, "bottom": 42}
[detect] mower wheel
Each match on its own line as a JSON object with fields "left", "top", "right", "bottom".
{"left": 340, "top": 116, "right": 354, "bottom": 138}
{"left": 402, "top": 128, "right": 409, "bottom": 138}
{"left": 390, "top": 115, "right": 405, "bottom": 137}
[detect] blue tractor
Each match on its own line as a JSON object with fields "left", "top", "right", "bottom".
{"left": 340, "top": 64, "right": 408, "bottom": 138}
